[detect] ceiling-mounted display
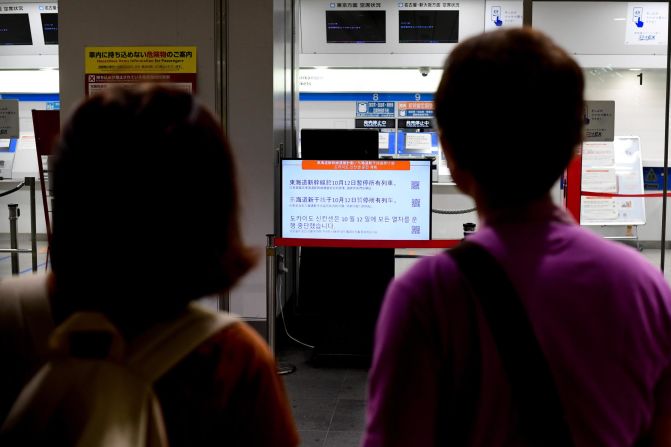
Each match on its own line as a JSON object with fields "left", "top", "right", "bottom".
{"left": 326, "top": 10, "right": 386, "bottom": 43}
{"left": 40, "top": 13, "right": 57, "bottom": 45}
{"left": 399, "top": 10, "right": 459, "bottom": 43}
{"left": 0, "top": 14, "right": 32, "bottom": 45}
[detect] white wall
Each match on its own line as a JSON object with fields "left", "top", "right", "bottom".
{"left": 54, "top": 0, "right": 284, "bottom": 320}
{"left": 297, "top": 2, "right": 671, "bottom": 244}
{"left": 585, "top": 68, "right": 667, "bottom": 164}
{"left": 533, "top": 1, "right": 667, "bottom": 69}
{"left": 577, "top": 67, "right": 671, "bottom": 242}
{"left": 57, "top": 0, "right": 285, "bottom": 320}
{"left": 59, "top": 0, "right": 218, "bottom": 118}
{"left": 226, "top": 0, "right": 281, "bottom": 319}
{"left": 300, "top": 0, "right": 486, "bottom": 67}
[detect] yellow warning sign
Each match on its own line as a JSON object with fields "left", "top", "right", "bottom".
{"left": 85, "top": 46, "right": 197, "bottom": 74}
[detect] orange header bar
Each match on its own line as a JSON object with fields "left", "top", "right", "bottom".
{"left": 302, "top": 160, "right": 411, "bottom": 171}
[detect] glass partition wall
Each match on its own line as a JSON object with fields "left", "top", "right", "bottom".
{"left": 532, "top": 1, "right": 670, "bottom": 276}
{"left": 295, "top": 0, "right": 671, "bottom": 274}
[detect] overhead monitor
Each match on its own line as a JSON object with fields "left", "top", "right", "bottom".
{"left": 0, "top": 14, "right": 33, "bottom": 45}
{"left": 398, "top": 10, "right": 459, "bottom": 43}
{"left": 326, "top": 10, "right": 386, "bottom": 43}
{"left": 402, "top": 132, "right": 437, "bottom": 154}
{"left": 301, "top": 128, "right": 379, "bottom": 160}
{"left": 282, "top": 159, "right": 432, "bottom": 240}
{"left": 396, "top": 120, "right": 439, "bottom": 156}
{"left": 40, "top": 13, "right": 58, "bottom": 45}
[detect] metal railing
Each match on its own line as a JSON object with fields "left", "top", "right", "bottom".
{"left": 0, "top": 177, "right": 38, "bottom": 274}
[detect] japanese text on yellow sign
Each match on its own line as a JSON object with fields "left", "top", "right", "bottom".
{"left": 85, "top": 46, "right": 197, "bottom": 74}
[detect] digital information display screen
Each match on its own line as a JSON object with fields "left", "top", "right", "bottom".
{"left": 0, "top": 14, "right": 33, "bottom": 45}
{"left": 399, "top": 10, "right": 458, "bottom": 43}
{"left": 282, "top": 159, "right": 431, "bottom": 240}
{"left": 40, "top": 13, "right": 58, "bottom": 45}
{"left": 399, "top": 131, "right": 438, "bottom": 154}
{"left": 326, "top": 11, "right": 386, "bottom": 43}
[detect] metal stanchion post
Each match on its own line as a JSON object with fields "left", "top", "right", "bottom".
{"left": 8, "top": 204, "right": 19, "bottom": 275}
{"left": 266, "top": 234, "right": 277, "bottom": 352}
{"left": 266, "top": 234, "right": 295, "bottom": 376}
{"left": 28, "top": 177, "right": 37, "bottom": 272}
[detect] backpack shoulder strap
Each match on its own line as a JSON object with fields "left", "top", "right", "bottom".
{"left": 449, "top": 241, "right": 573, "bottom": 446}
{"left": 126, "top": 303, "right": 239, "bottom": 383}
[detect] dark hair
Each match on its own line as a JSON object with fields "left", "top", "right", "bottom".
{"left": 51, "top": 85, "right": 256, "bottom": 327}
{"left": 435, "top": 28, "right": 584, "bottom": 206}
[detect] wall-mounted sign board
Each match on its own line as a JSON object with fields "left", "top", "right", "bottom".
{"left": 625, "top": 2, "right": 668, "bottom": 45}
{"left": 581, "top": 136, "right": 645, "bottom": 226}
{"left": 0, "top": 100, "right": 19, "bottom": 139}
{"left": 584, "top": 100, "right": 615, "bottom": 142}
{"left": 84, "top": 46, "right": 197, "bottom": 96}
{"left": 484, "top": 1, "right": 523, "bottom": 31}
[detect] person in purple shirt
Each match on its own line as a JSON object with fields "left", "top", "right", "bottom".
{"left": 363, "top": 28, "right": 671, "bottom": 446}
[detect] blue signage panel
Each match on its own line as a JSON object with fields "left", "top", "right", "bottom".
{"left": 0, "top": 94, "right": 60, "bottom": 102}
{"left": 299, "top": 93, "right": 435, "bottom": 102}
{"left": 643, "top": 167, "right": 671, "bottom": 190}
{"left": 356, "top": 101, "right": 395, "bottom": 118}
{"left": 403, "top": 109, "right": 433, "bottom": 117}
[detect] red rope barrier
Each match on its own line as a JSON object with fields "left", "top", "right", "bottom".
{"left": 581, "top": 191, "right": 666, "bottom": 198}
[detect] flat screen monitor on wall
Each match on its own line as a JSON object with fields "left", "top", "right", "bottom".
{"left": 326, "top": 10, "right": 386, "bottom": 43}
{"left": 0, "top": 14, "right": 33, "bottom": 45}
{"left": 399, "top": 10, "right": 459, "bottom": 43}
{"left": 40, "top": 13, "right": 58, "bottom": 45}
{"left": 282, "top": 159, "right": 432, "bottom": 240}
{"left": 301, "top": 129, "right": 379, "bottom": 160}
{"left": 398, "top": 130, "right": 439, "bottom": 155}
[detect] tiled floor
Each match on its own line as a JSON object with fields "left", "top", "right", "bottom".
{"left": 637, "top": 248, "right": 671, "bottom": 284}
{"left": 0, "top": 235, "right": 49, "bottom": 277}
{"left": 278, "top": 246, "right": 671, "bottom": 447}
{"left": 279, "top": 348, "right": 368, "bottom": 447}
